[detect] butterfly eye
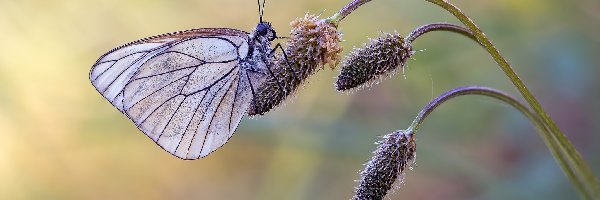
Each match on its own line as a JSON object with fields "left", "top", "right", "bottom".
{"left": 256, "top": 23, "right": 268, "bottom": 36}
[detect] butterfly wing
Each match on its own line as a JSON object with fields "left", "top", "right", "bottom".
{"left": 90, "top": 28, "right": 262, "bottom": 159}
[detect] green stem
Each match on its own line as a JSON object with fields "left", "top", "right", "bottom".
{"left": 406, "top": 22, "right": 476, "bottom": 44}
{"left": 406, "top": 86, "right": 574, "bottom": 195}
{"left": 424, "top": 0, "right": 600, "bottom": 198}
{"left": 328, "top": 0, "right": 373, "bottom": 25}
{"left": 407, "top": 86, "right": 531, "bottom": 132}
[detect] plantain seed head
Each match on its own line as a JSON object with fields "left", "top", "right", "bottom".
{"left": 336, "top": 33, "right": 413, "bottom": 91}
{"left": 353, "top": 130, "right": 417, "bottom": 200}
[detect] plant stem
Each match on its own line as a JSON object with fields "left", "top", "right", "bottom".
{"left": 424, "top": 0, "right": 600, "bottom": 198}
{"left": 405, "top": 86, "right": 574, "bottom": 194}
{"left": 407, "top": 86, "right": 529, "bottom": 132}
{"left": 406, "top": 22, "right": 476, "bottom": 44}
{"left": 328, "top": 0, "right": 372, "bottom": 25}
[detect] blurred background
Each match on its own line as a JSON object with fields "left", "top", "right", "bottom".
{"left": 1, "top": 0, "right": 599, "bottom": 199}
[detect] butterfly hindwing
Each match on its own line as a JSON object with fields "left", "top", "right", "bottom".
{"left": 90, "top": 28, "right": 260, "bottom": 159}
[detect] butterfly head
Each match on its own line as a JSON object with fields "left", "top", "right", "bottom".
{"left": 255, "top": 22, "right": 277, "bottom": 41}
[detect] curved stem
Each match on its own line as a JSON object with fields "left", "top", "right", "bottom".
{"left": 406, "top": 22, "right": 476, "bottom": 44}
{"left": 424, "top": 0, "right": 600, "bottom": 198}
{"left": 408, "top": 86, "right": 532, "bottom": 132}
{"left": 328, "top": 0, "right": 372, "bottom": 25}
{"left": 405, "top": 86, "right": 574, "bottom": 194}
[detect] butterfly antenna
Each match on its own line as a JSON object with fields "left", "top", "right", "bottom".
{"left": 257, "top": 0, "right": 262, "bottom": 22}
{"left": 261, "top": 0, "right": 266, "bottom": 22}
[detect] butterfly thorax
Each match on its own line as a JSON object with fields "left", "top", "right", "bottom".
{"left": 241, "top": 22, "right": 277, "bottom": 74}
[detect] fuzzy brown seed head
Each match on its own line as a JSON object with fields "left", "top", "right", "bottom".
{"left": 288, "top": 14, "right": 343, "bottom": 70}
{"left": 336, "top": 33, "right": 413, "bottom": 91}
{"left": 353, "top": 130, "right": 416, "bottom": 200}
{"left": 249, "top": 14, "right": 343, "bottom": 116}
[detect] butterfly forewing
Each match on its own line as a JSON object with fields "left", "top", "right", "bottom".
{"left": 90, "top": 28, "right": 260, "bottom": 159}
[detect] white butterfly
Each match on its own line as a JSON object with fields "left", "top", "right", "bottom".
{"left": 90, "top": 4, "right": 281, "bottom": 159}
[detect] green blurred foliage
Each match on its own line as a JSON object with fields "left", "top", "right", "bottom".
{"left": 1, "top": 0, "right": 599, "bottom": 199}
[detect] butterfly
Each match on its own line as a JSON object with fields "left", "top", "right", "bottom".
{"left": 89, "top": 0, "right": 283, "bottom": 160}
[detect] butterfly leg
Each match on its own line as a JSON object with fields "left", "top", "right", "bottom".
{"left": 262, "top": 57, "right": 288, "bottom": 95}
{"left": 270, "top": 43, "right": 299, "bottom": 84}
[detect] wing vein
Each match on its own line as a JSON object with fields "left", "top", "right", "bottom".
{"left": 188, "top": 71, "right": 236, "bottom": 158}
{"left": 101, "top": 51, "right": 152, "bottom": 94}
{"left": 130, "top": 65, "right": 199, "bottom": 83}
{"left": 229, "top": 75, "right": 241, "bottom": 132}
{"left": 99, "top": 36, "right": 201, "bottom": 95}
{"left": 127, "top": 74, "right": 190, "bottom": 112}
{"left": 196, "top": 71, "right": 238, "bottom": 159}
{"left": 95, "top": 43, "right": 171, "bottom": 84}
{"left": 157, "top": 95, "right": 186, "bottom": 140}
{"left": 174, "top": 90, "right": 208, "bottom": 156}
{"left": 91, "top": 60, "right": 117, "bottom": 82}
{"left": 184, "top": 63, "right": 237, "bottom": 96}
{"left": 137, "top": 94, "right": 181, "bottom": 128}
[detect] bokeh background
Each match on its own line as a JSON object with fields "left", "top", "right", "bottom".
{"left": 1, "top": 0, "right": 599, "bottom": 199}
